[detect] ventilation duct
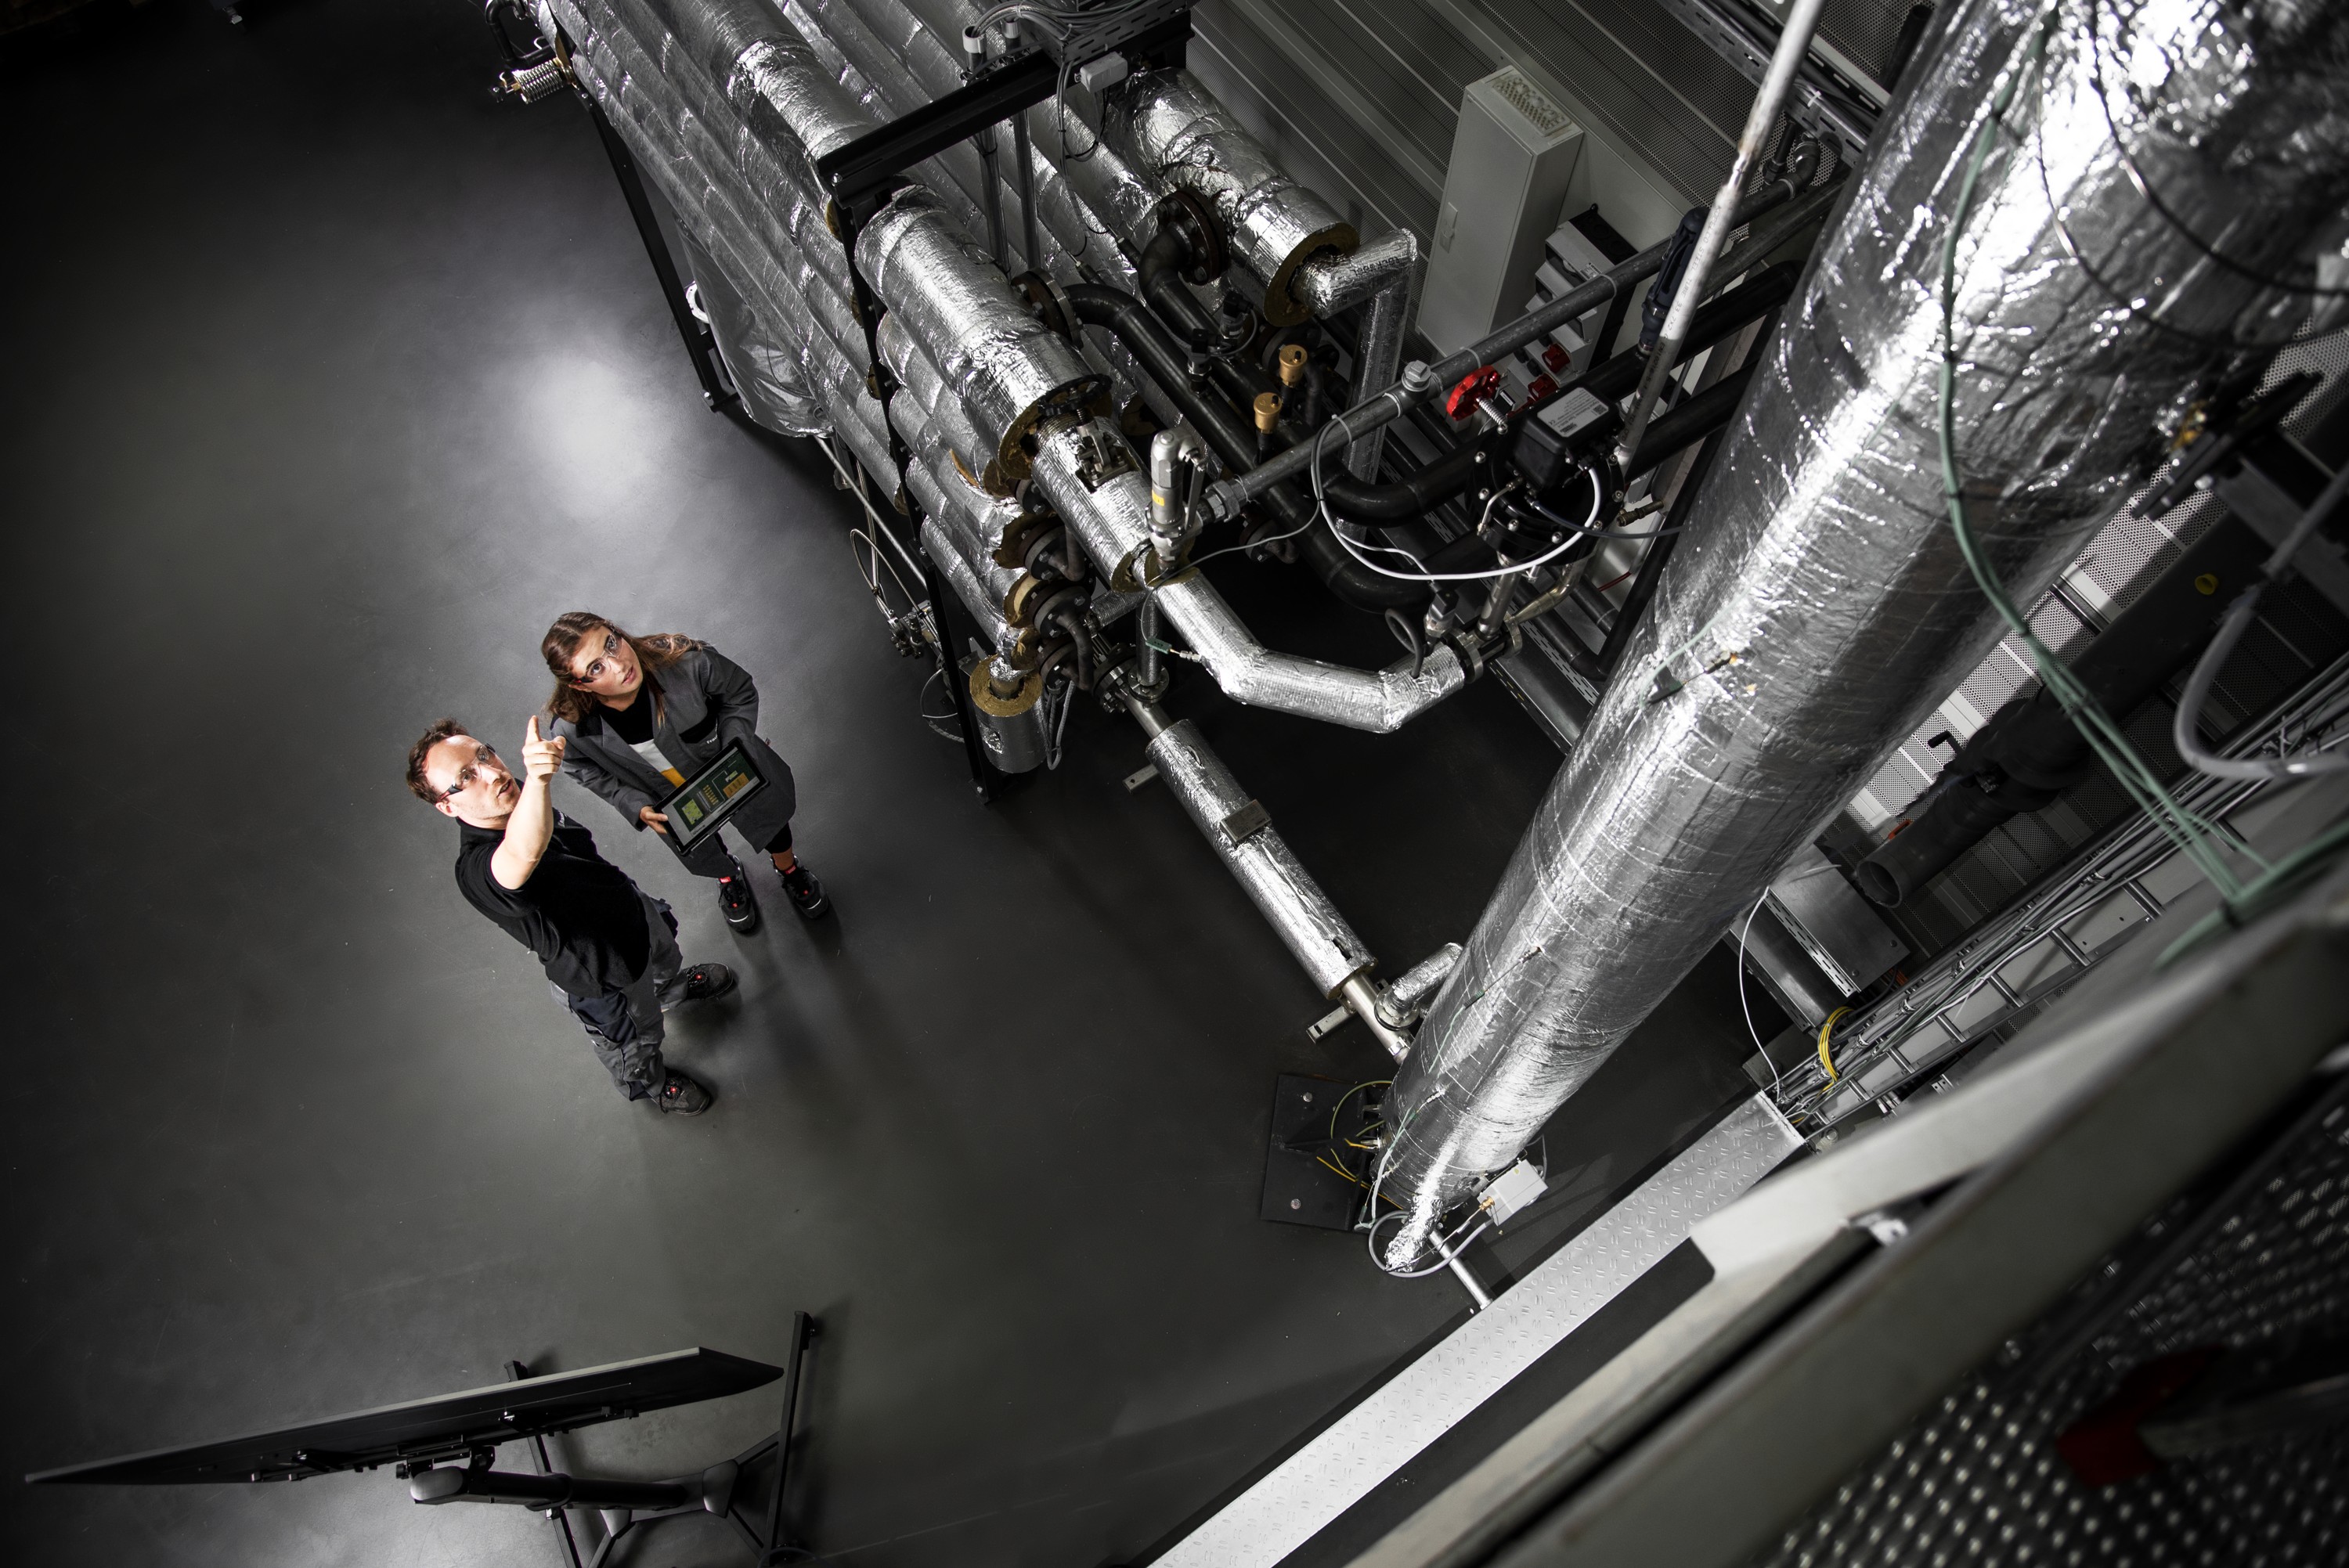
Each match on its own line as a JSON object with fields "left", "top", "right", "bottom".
{"left": 1375, "top": 0, "right": 2349, "bottom": 1258}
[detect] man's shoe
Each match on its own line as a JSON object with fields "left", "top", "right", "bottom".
{"left": 655, "top": 1069, "right": 714, "bottom": 1116}
{"left": 780, "top": 862, "right": 832, "bottom": 921}
{"left": 717, "top": 871, "right": 761, "bottom": 934}
{"left": 659, "top": 963, "right": 738, "bottom": 1011}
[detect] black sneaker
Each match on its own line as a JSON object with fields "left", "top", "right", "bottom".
{"left": 717, "top": 871, "right": 760, "bottom": 933}
{"left": 659, "top": 963, "right": 737, "bottom": 1011}
{"left": 655, "top": 1069, "right": 714, "bottom": 1116}
{"left": 780, "top": 862, "right": 832, "bottom": 921}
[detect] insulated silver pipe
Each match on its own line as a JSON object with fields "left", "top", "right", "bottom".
{"left": 1031, "top": 418, "right": 1468, "bottom": 732}
{"left": 1107, "top": 70, "right": 1358, "bottom": 324}
{"left": 1121, "top": 694, "right": 1405, "bottom": 1042}
{"left": 1377, "top": 0, "right": 2349, "bottom": 1260}
{"left": 917, "top": 513, "right": 1018, "bottom": 655}
{"left": 877, "top": 312, "right": 988, "bottom": 484}
{"left": 856, "top": 187, "right": 1101, "bottom": 488}
{"left": 1294, "top": 229, "right": 1424, "bottom": 481}
{"left": 563, "top": 6, "right": 898, "bottom": 477}
{"left": 1153, "top": 579, "right": 1466, "bottom": 734}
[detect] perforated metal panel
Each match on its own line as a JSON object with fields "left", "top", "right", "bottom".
{"left": 1745, "top": 1089, "right": 2349, "bottom": 1568}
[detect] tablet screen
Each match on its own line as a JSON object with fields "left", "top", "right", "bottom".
{"left": 663, "top": 744, "right": 765, "bottom": 848}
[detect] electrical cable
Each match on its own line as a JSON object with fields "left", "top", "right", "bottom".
{"left": 2157, "top": 813, "right": 2349, "bottom": 968}
{"left": 1519, "top": 491, "right": 1684, "bottom": 541}
{"left": 1938, "top": 9, "right": 2263, "bottom": 907}
{"left": 2172, "top": 458, "right": 2349, "bottom": 781}
{"left": 1313, "top": 421, "right": 1602, "bottom": 583}
{"left": 918, "top": 667, "right": 964, "bottom": 741}
{"left": 1734, "top": 892, "right": 1781, "bottom": 1091}
{"left": 1816, "top": 1004, "right": 1852, "bottom": 1083}
{"left": 1045, "top": 672, "right": 1075, "bottom": 769}
{"left": 1365, "top": 1210, "right": 1492, "bottom": 1278}
{"left": 974, "top": 0, "right": 1165, "bottom": 162}
{"left": 2077, "top": 0, "right": 2349, "bottom": 301}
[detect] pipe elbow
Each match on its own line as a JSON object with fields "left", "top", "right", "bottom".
{"left": 1293, "top": 228, "right": 1423, "bottom": 315}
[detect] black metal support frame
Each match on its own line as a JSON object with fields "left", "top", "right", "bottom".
{"left": 467, "top": 1315, "right": 818, "bottom": 1568}
{"left": 803, "top": 22, "right": 1183, "bottom": 795}
{"left": 579, "top": 96, "right": 738, "bottom": 411}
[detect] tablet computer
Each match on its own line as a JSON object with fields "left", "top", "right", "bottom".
{"left": 656, "top": 741, "right": 769, "bottom": 855}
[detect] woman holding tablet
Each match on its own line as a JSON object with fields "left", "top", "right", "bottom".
{"left": 541, "top": 611, "right": 829, "bottom": 932}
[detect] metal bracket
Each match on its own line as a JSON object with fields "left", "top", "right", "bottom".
{"left": 815, "top": 51, "right": 1062, "bottom": 219}
{"left": 1220, "top": 799, "right": 1272, "bottom": 845}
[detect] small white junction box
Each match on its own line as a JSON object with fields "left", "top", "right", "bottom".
{"left": 1479, "top": 1159, "right": 1549, "bottom": 1227}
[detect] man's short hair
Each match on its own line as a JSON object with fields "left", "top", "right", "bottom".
{"left": 406, "top": 717, "right": 469, "bottom": 803}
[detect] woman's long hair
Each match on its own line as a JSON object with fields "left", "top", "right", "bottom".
{"left": 541, "top": 611, "right": 701, "bottom": 726}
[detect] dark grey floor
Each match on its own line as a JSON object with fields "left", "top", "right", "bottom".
{"left": 0, "top": 4, "right": 1765, "bottom": 1563}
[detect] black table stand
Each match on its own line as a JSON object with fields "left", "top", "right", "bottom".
{"left": 438, "top": 1314, "right": 821, "bottom": 1566}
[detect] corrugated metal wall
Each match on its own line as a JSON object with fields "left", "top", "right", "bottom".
{"left": 1187, "top": 0, "right": 1757, "bottom": 246}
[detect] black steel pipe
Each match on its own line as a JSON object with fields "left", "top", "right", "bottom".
{"left": 1855, "top": 514, "right": 2278, "bottom": 905}
{"left": 1210, "top": 177, "right": 1839, "bottom": 515}
{"left": 1066, "top": 284, "right": 1426, "bottom": 608}
{"left": 1582, "top": 263, "right": 1798, "bottom": 402}
{"left": 1313, "top": 262, "right": 1795, "bottom": 524}
{"left": 1624, "top": 362, "right": 1754, "bottom": 476}
{"left": 1598, "top": 431, "right": 1723, "bottom": 669}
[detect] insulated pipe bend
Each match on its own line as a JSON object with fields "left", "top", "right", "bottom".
{"left": 1029, "top": 420, "right": 1467, "bottom": 733}
{"left": 1153, "top": 579, "right": 1467, "bottom": 734}
{"left": 1294, "top": 229, "right": 1424, "bottom": 482}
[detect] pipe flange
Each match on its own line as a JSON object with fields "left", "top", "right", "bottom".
{"left": 1009, "top": 270, "right": 1081, "bottom": 341}
{"left": 969, "top": 662, "right": 1045, "bottom": 717}
{"left": 1004, "top": 573, "right": 1048, "bottom": 629}
{"left": 1263, "top": 225, "right": 1359, "bottom": 327}
{"left": 993, "top": 506, "right": 1059, "bottom": 570}
{"left": 1021, "top": 524, "right": 1076, "bottom": 580}
{"left": 1153, "top": 190, "right": 1228, "bottom": 285}
{"left": 1029, "top": 583, "right": 1085, "bottom": 641}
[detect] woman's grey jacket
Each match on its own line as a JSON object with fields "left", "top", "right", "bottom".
{"left": 548, "top": 643, "right": 797, "bottom": 878}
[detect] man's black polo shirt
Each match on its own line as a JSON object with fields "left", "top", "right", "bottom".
{"left": 455, "top": 813, "right": 650, "bottom": 997}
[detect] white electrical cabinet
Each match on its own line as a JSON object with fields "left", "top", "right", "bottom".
{"left": 1418, "top": 67, "right": 1586, "bottom": 356}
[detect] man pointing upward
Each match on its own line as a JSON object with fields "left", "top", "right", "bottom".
{"left": 405, "top": 714, "right": 731, "bottom": 1115}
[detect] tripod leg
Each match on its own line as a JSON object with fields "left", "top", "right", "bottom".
{"left": 763, "top": 1313, "right": 814, "bottom": 1565}
{"left": 507, "top": 1360, "right": 586, "bottom": 1568}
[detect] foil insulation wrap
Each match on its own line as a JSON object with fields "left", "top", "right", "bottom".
{"left": 1290, "top": 228, "right": 1423, "bottom": 479}
{"left": 857, "top": 188, "right": 1104, "bottom": 485}
{"left": 785, "top": 0, "right": 992, "bottom": 241}
{"left": 1029, "top": 419, "right": 1468, "bottom": 733}
{"left": 1379, "top": 0, "right": 2349, "bottom": 1257}
{"left": 1143, "top": 719, "right": 1375, "bottom": 996}
{"left": 551, "top": 0, "right": 902, "bottom": 467}
{"left": 623, "top": 0, "right": 871, "bottom": 159}
{"left": 1106, "top": 70, "right": 1358, "bottom": 324}
{"left": 878, "top": 312, "right": 987, "bottom": 485}
{"left": 916, "top": 514, "right": 1019, "bottom": 656}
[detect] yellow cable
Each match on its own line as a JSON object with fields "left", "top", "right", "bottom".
{"left": 1315, "top": 1154, "right": 1368, "bottom": 1189}
{"left": 1817, "top": 1006, "right": 1852, "bottom": 1083}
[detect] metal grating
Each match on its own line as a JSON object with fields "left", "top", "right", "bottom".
{"left": 1816, "top": 0, "right": 1918, "bottom": 86}
{"left": 1745, "top": 1085, "right": 2349, "bottom": 1568}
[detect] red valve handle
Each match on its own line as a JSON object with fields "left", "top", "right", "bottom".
{"left": 1446, "top": 366, "right": 1502, "bottom": 421}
